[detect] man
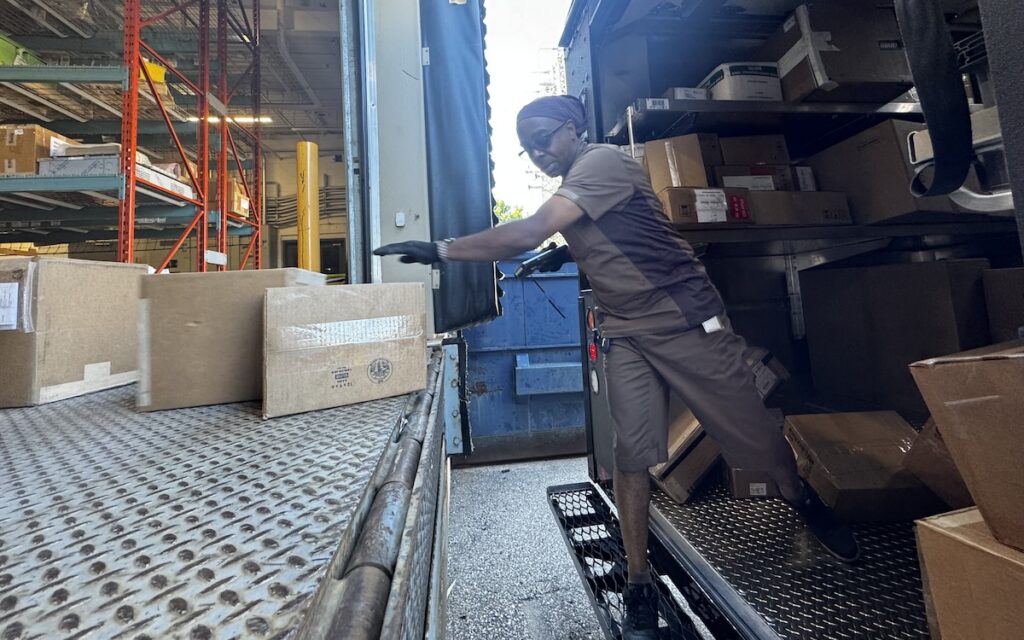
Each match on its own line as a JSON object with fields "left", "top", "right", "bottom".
{"left": 376, "top": 95, "right": 858, "bottom": 639}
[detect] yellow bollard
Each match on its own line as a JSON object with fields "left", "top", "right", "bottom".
{"left": 296, "top": 141, "right": 321, "bottom": 272}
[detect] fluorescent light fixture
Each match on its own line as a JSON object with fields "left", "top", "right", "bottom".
{"left": 187, "top": 115, "right": 273, "bottom": 124}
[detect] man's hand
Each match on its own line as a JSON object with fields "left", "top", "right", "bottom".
{"left": 537, "top": 242, "right": 571, "bottom": 273}
{"left": 374, "top": 241, "right": 439, "bottom": 264}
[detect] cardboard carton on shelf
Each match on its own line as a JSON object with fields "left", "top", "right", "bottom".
{"left": 657, "top": 187, "right": 752, "bottom": 226}
{"left": 0, "top": 257, "right": 147, "bottom": 407}
{"left": 698, "top": 62, "right": 782, "bottom": 102}
{"left": 718, "top": 135, "right": 790, "bottom": 166}
{"left": 903, "top": 418, "right": 973, "bottom": 509}
{"left": 714, "top": 165, "right": 794, "bottom": 191}
{"left": 263, "top": 283, "right": 427, "bottom": 418}
{"left": 138, "top": 268, "right": 326, "bottom": 412}
{"left": 982, "top": 268, "right": 1024, "bottom": 342}
{"left": 0, "top": 124, "right": 72, "bottom": 175}
{"left": 758, "top": 2, "right": 912, "bottom": 104}
{"left": 747, "top": 191, "right": 851, "bottom": 226}
{"left": 917, "top": 508, "right": 1024, "bottom": 640}
{"left": 662, "top": 87, "right": 709, "bottom": 101}
{"left": 910, "top": 339, "right": 1024, "bottom": 551}
{"left": 644, "top": 133, "right": 721, "bottom": 193}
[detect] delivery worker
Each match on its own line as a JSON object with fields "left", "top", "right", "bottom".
{"left": 375, "top": 95, "right": 859, "bottom": 639}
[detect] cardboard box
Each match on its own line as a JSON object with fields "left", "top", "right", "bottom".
{"left": 793, "top": 165, "right": 817, "bottom": 191}
{"left": 983, "top": 268, "right": 1024, "bottom": 342}
{"left": 758, "top": 2, "right": 912, "bottom": 103}
{"left": 784, "top": 412, "right": 946, "bottom": 522}
{"left": 657, "top": 187, "right": 752, "bottom": 225}
{"left": 229, "top": 180, "right": 250, "bottom": 216}
{"left": 728, "top": 467, "right": 782, "bottom": 498}
{"left": 802, "top": 259, "right": 991, "bottom": 418}
{"left": 138, "top": 268, "right": 325, "bottom": 412}
{"left": 910, "top": 340, "right": 1024, "bottom": 551}
{"left": 0, "top": 257, "right": 146, "bottom": 407}
{"left": 719, "top": 135, "right": 790, "bottom": 166}
{"left": 263, "top": 283, "right": 427, "bottom": 418}
{"left": 903, "top": 419, "right": 974, "bottom": 509}
{"left": 644, "top": 134, "right": 721, "bottom": 193}
{"left": 0, "top": 124, "right": 72, "bottom": 175}
{"left": 714, "top": 165, "right": 794, "bottom": 191}
{"left": 653, "top": 432, "right": 721, "bottom": 503}
{"left": 917, "top": 508, "right": 1024, "bottom": 640}
{"left": 663, "top": 87, "right": 709, "bottom": 101}
{"left": 808, "top": 120, "right": 960, "bottom": 223}
{"left": 747, "top": 191, "right": 852, "bottom": 225}
{"left": 698, "top": 62, "right": 782, "bottom": 101}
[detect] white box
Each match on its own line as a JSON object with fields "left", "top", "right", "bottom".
{"left": 699, "top": 62, "right": 782, "bottom": 102}
{"left": 665, "top": 87, "right": 710, "bottom": 101}
{"left": 722, "top": 175, "right": 777, "bottom": 191}
{"left": 37, "top": 156, "right": 194, "bottom": 200}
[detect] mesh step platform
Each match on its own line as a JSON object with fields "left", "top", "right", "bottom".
{"left": 0, "top": 386, "right": 407, "bottom": 640}
{"left": 548, "top": 483, "right": 708, "bottom": 640}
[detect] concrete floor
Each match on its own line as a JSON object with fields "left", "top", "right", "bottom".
{"left": 446, "top": 457, "right": 604, "bottom": 640}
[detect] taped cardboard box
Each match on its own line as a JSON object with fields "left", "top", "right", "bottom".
{"left": 0, "top": 124, "right": 71, "bottom": 175}
{"left": 910, "top": 340, "right": 1024, "bottom": 551}
{"left": 658, "top": 187, "right": 752, "bottom": 226}
{"left": 138, "top": 268, "right": 325, "bottom": 412}
{"left": 758, "top": 2, "right": 912, "bottom": 104}
{"left": 917, "top": 508, "right": 1024, "bottom": 640}
{"left": 747, "top": 191, "right": 851, "bottom": 225}
{"left": 982, "top": 268, "right": 1024, "bottom": 342}
{"left": 903, "top": 418, "right": 973, "bottom": 509}
{"left": 714, "top": 165, "right": 793, "bottom": 191}
{"left": 263, "top": 283, "right": 427, "bottom": 418}
{"left": 728, "top": 467, "right": 782, "bottom": 499}
{"left": 784, "top": 412, "right": 946, "bottom": 522}
{"left": 718, "top": 135, "right": 790, "bottom": 166}
{"left": 698, "top": 62, "right": 782, "bottom": 101}
{"left": 0, "top": 257, "right": 146, "bottom": 407}
{"left": 644, "top": 133, "right": 721, "bottom": 193}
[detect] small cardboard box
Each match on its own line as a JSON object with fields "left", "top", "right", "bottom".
{"left": 138, "top": 268, "right": 325, "bottom": 412}
{"left": 263, "top": 283, "right": 427, "bottom": 418}
{"left": 719, "top": 135, "right": 790, "bottom": 166}
{"left": 0, "top": 257, "right": 146, "bottom": 407}
{"left": 663, "top": 87, "right": 709, "bottom": 101}
{"left": 714, "top": 165, "right": 794, "bottom": 191}
{"left": 910, "top": 340, "right": 1024, "bottom": 551}
{"left": 728, "top": 468, "right": 782, "bottom": 499}
{"left": 698, "top": 62, "right": 782, "bottom": 101}
{"left": 644, "top": 133, "right": 721, "bottom": 193}
{"left": 653, "top": 432, "right": 721, "bottom": 503}
{"left": 657, "top": 187, "right": 752, "bottom": 225}
{"left": 0, "top": 124, "right": 72, "bottom": 175}
{"left": 917, "top": 508, "right": 1024, "bottom": 640}
{"left": 784, "top": 411, "right": 946, "bottom": 522}
{"left": 747, "top": 191, "right": 852, "bottom": 225}
{"left": 982, "top": 268, "right": 1024, "bottom": 342}
{"left": 758, "top": 2, "right": 912, "bottom": 104}
{"left": 903, "top": 419, "right": 974, "bottom": 509}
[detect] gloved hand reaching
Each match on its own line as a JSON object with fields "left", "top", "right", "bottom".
{"left": 373, "top": 241, "right": 439, "bottom": 265}
{"left": 536, "top": 242, "right": 571, "bottom": 273}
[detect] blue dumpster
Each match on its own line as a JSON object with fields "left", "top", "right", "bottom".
{"left": 461, "top": 254, "right": 584, "bottom": 462}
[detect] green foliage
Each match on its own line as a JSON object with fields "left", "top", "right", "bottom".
{"left": 493, "top": 199, "right": 526, "bottom": 223}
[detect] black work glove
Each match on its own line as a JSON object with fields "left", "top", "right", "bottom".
{"left": 537, "top": 242, "right": 571, "bottom": 273}
{"left": 373, "top": 241, "right": 439, "bottom": 265}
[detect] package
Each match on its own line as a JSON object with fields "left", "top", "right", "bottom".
{"left": 747, "top": 191, "right": 852, "bottom": 225}
{"left": 138, "top": 268, "right": 325, "bottom": 412}
{"left": 909, "top": 106, "right": 1002, "bottom": 165}
{"left": 0, "top": 124, "right": 72, "bottom": 175}
{"left": 0, "top": 33, "right": 42, "bottom": 66}
{"left": 37, "top": 156, "right": 195, "bottom": 200}
{"left": 698, "top": 62, "right": 782, "bottom": 101}
{"left": 982, "top": 268, "right": 1024, "bottom": 342}
{"left": 802, "top": 259, "right": 991, "bottom": 418}
{"left": 793, "top": 165, "right": 817, "bottom": 191}
{"left": 728, "top": 468, "right": 781, "bottom": 498}
{"left": 910, "top": 340, "right": 1024, "bottom": 551}
{"left": 719, "top": 135, "right": 790, "bottom": 165}
{"left": 657, "top": 188, "right": 752, "bottom": 225}
{"left": 714, "top": 165, "right": 793, "bottom": 191}
{"left": 263, "top": 283, "right": 427, "bottom": 418}
{"left": 653, "top": 431, "right": 721, "bottom": 503}
{"left": 808, "top": 120, "right": 959, "bottom": 223}
{"left": 663, "top": 87, "right": 709, "bottom": 101}
{"left": 758, "top": 2, "right": 912, "bottom": 103}
{"left": 917, "top": 508, "right": 1024, "bottom": 640}
{"left": 903, "top": 419, "right": 973, "bottom": 509}
{"left": 0, "top": 257, "right": 146, "bottom": 407}
{"left": 784, "top": 412, "right": 946, "bottom": 522}
{"left": 54, "top": 142, "right": 151, "bottom": 166}
{"left": 644, "top": 134, "right": 721, "bottom": 193}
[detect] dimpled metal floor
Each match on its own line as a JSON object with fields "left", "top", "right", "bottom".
{"left": 0, "top": 386, "right": 405, "bottom": 640}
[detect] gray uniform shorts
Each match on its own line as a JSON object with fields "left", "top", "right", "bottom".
{"left": 603, "top": 319, "right": 794, "bottom": 474}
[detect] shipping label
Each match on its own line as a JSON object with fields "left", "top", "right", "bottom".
{"left": 692, "top": 189, "right": 728, "bottom": 223}
{"left": 644, "top": 98, "right": 670, "bottom": 111}
{"left": 0, "top": 282, "right": 18, "bottom": 330}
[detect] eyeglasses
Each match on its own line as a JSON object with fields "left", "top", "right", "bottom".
{"left": 519, "top": 120, "right": 570, "bottom": 158}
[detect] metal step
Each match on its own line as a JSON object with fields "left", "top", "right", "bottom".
{"left": 547, "top": 482, "right": 708, "bottom": 640}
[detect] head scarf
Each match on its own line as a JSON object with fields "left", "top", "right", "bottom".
{"left": 516, "top": 95, "right": 586, "bottom": 133}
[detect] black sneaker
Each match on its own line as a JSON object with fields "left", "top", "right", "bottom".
{"left": 622, "top": 581, "right": 659, "bottom": 639}
{"left": 789, "top": 486, "right": 861, "bottom": 562}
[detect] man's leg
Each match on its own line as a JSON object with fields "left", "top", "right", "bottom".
{"left": 614, "top": 467, "right": 653, "bottom": 583}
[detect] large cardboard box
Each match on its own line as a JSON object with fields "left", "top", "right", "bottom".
{"left": 0, "top": 257, "right": 146, "bottom": 407}
{"left": 718, "top": 135, "right": 790, "bottom": 166}
{"left": 0, "top": 124, "right": 72, "bottom": 175}
{"left": 657, "top": 187, "right": 752, "bottom": 225}
{"left": 982, "top": 268, "right": 1024, "bottom": 342}
{"left": 747, "top": 191, "right": 851, "bottom": 225}
{"left": 784, "top": 412, "right": 946, "bottom": 522}
{"left": 801, "top": 259, "right": 991, "bottom": 418}
{"left": 263, "top": 283, "right": 427, "bottom": 418}
{"left": 758, "top": 2, "right": 912, "bottom": 104}
{"left": 903, "top": 419, "right": 973, "bottom": 509}
{"left": 808, "top": 120, "right": 960, "bottom": 223}
{"left": 138, "top": 268, "right": 325, "bottom": 412}
{"left": 917, "top": 508, "right": 1024, "bottom": 640}
{"left": 644, "top": 134, "right": 721, "bottom": 193}
{"left": 910, "top": 340, "right": 1024, "bottom": 551}
{"left": 698, "top": 62, "right": 782, "bottom": 102}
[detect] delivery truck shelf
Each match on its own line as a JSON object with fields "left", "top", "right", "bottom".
{"left": 0, "top": 376, "right": 446, "bottom": 639}
{"left": 669, "top": 220, "right": 1017, "bottom": 243}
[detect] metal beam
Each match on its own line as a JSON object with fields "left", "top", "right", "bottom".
{"left": 0, "top": 175, "right": 121, "bottom": 192}
{"left": 0, "top": 225, "right": 251, "bottom": 245}
{"left": 0, "top": 66, "right": 126, "bottom": 83}
{"left": 0, "top": 204, "right": 196, "bottom": 222}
